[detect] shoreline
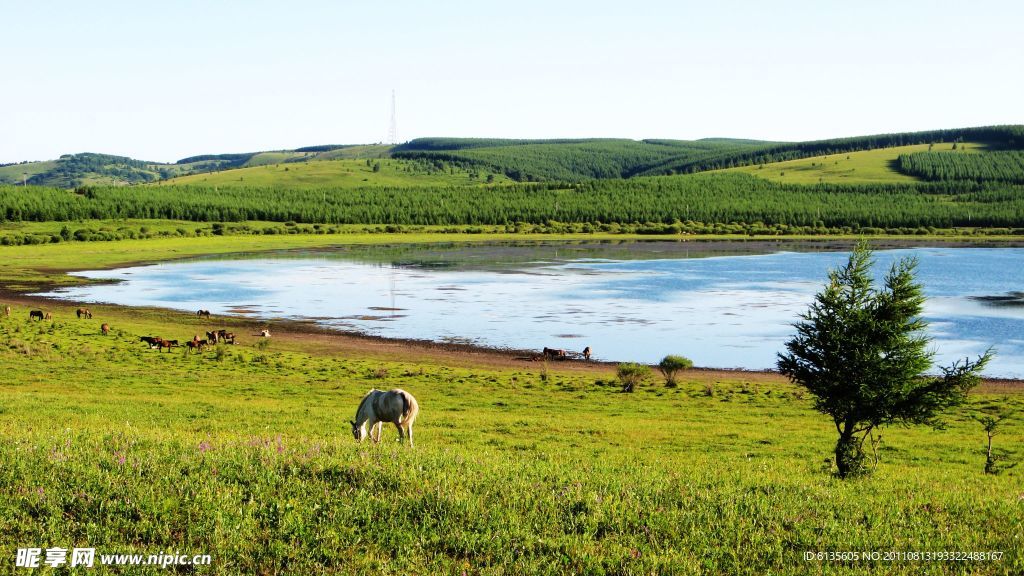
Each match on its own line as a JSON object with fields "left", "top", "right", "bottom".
{"left": 3, "top": 288, "right": 1021, "bottom": 393}
{"left": 2, "top": 234, "right": 1022, "bottom": 391}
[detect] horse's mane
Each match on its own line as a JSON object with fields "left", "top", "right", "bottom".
{"left": 355, "top": 388, "right": 378, "bottom": 419}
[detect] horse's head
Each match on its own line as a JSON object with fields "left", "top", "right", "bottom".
{"left": 350, "top": 420, "right": 365, "bottom": 442}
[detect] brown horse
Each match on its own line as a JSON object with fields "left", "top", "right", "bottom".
{"left": 76, "top": 308, "right": 92, "bottom": 319}
{"left": 583, "top": 346, "right": 592, "bottom": 360}
{"left": 101, "top": 323, "right": 110, "bottom": 335}
{"left": 186, "top": 336, "right": 207, "bottom": 354}
{"left": 44, "top": 312, "right": 52, "bottom": 320}
{"left": 29, "top": 310, "right": 44, "bottom": 321}
{"left": 543, "top": 347, "right": 568, "bottom": 360}
{"left": 140, "top": 336, "right": 162, "bottom": 348}
{"left": 197, "top": 309, "right": 211, "bottom": 319}
{"left": 156, "top": 339, "right": 179, "bottom": 353}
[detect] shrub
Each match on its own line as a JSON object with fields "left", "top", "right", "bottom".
{"left": 658, "top": 355, "right": 693, "bottom": 387}
{"left": 617, "top": 363, "right": 651, "bottom": 393}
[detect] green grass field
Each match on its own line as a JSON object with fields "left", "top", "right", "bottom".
{"left": 161, "top": 159, "right": 510, "bottom": 189}
{"left": 722, "top": 143, "right": 983, "bottom": 184}
{"left": 0, "top": 298, "right": 1020, "bottom": 574}
{"left": 0, "top": 234, "right": 1021, "bottom": 574}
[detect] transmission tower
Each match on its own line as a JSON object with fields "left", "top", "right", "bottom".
{"left": 387, "top": 89, "right": 398, "bottom": 145}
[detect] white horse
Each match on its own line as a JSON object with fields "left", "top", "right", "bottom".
{"left": 350, "top": 388, "right": 419, "bottom": 447}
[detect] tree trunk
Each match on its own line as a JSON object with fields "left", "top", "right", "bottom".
{"left": 835, "top": 423, "right": 867, "bottom": 478}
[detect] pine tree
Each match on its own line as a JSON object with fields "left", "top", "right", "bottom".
{"left": 778, "top": 242, "right": 992, "bottom": 478}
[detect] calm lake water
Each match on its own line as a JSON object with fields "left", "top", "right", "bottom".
{"left": 42, "top": 241, "right": 1024, "bottom": 377}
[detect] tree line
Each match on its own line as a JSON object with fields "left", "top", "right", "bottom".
{"left": 897, "top": 151, "right": 1024, "bottom": 183}
{"left": 3, "top": 174, "right": 1024, "bottom": 229}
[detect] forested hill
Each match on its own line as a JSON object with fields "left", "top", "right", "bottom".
{"left": 0, "top": 145, "right": 391, "bottom": 189}
{"left": 393, "top": 126, "right": 1024, "bottom": 182}
{"left": 4, "top": 126, "right": 1023, "bottom": 188}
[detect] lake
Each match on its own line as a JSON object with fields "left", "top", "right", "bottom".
{"left": 41, "top": 240, "right": 1024, "bottom": 378}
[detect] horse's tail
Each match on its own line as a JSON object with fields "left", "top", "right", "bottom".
{"left": 399, "top": 390, "right": 419, "bottom": 426}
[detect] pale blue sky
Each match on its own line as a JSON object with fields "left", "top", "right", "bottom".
{"left": 1, "top": 0, "right": 1021, "bottom": 163}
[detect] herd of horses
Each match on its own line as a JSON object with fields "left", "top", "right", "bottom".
{"left": 542, "top": 345, "right": 592, "bottom": 361}
{"left": 141, "top": 329, "right": 239, "bottom": 353}
{"left": 6, "top": 301, "right": 597, "bottom": 449}
{"left": 10, "top": 304, "right": 263, "bottom": 354}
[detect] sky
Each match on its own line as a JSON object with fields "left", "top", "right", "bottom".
{"left": 1, "top": 0, "right": 1022, "bottom": 164}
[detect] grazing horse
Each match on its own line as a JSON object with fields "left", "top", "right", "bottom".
{"left": 101, "top": 323, "right": 110, "bottom": 335}
{"left": 76, "top": 308, "right": 92, "bottom": 319}
{"left": 156, "top": 339, "right": 178, "bottom": 353}
{"left": 4, "top": 305, "right": 10, "bottom": 317}
{"left": 543, "top": 347, "right": 568, "bottom": 360}
{"left": 140, "top": 336, "right": 163, "bottom": 348}
{"left": 197, "top": 309, "right": 211, "bottom": 319}
{"left": 583, "top": 346, "right": 592, "bottom": 361}
{"left": 186, "top": 336, "right": 207, "bottom": 354}
{"left": 29, "top": 310, "right": 44, "bottom": 321}
{"left": 350, "top": 388, "right": 419, "bottom": 448}
{"left": 258, "top": 329, "right": 271, "bottom": 338}
{"left": 44, "top": 312, "right": 52, "bottom": 320}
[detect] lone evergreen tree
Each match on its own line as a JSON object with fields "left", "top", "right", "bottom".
{"left": 778, "top": 242, "right": 991, "bottom": 478}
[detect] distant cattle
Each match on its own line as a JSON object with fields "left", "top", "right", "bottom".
{"left": 29, "top": 310, "right": 44, "bottom": 321}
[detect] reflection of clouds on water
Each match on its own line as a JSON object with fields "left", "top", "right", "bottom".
{"left": 43, "top": 246, "right": 1024, "bottom": 378}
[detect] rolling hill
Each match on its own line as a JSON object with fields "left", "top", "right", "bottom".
{"left": 3, "top": 125, "right": 1023, "bottom": 190}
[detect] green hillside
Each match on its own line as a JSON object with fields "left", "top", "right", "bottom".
{"left": 5, "top": 125, "right": 1024, "bottom": 189}
{"left": 0, "top": 146, "right": 397, "bottom": 189}
{"left": 722, "top": 142, "right": 983, "bottom": 184}
{"left": 161, "top": 158, "right": 509, "bottom": 188}
{"left": 392, "top": 138, "right": 768, "bottom": 182}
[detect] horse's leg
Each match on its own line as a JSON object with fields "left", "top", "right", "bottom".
{"left": 372, "top": 421, "right": 383, "bottom": 443}
{"left": 406, "top": 423, "right": 414, "bottom": 448}
{"left": 394, "top": 421, "right": 404, "bottom": 443}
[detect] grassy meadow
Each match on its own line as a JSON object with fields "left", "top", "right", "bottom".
{"left": 722, "top": 143, "right": 983, "bottom": 184}
{"left": 161, "top": 159, "right": 510, "bottom": 189}
{"left": 0, "top": 233, "right": 1021, "bottom": 574}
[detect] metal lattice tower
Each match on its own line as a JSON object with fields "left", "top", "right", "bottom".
{"left": 387, "top": 90, "right": 398, "bottom": 145}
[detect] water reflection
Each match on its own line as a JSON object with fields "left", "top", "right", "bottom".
{"left": 40, "top": 241, "right": 1024, "bottom": 377}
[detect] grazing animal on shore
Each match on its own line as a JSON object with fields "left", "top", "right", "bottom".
{"left": 583, "top": 346, "right": 592, "bottom": 361}
{"left": 543, "top": 347, "right": 568, "bottom": 360}
{"left": 197, "top": 309, "right": 211, "bottom": 318}
{"left": 76, "top": 308, "right": 92, "bottom": 319}
{"left": 4, "top": 305, "right": 9, "bottom": 317}
{"left": 350, "top": 388, "right": 419, "bottom": 448}
{"left": 101, "top": 323, "right": 110, "bottom": 335}
{"left": 44, "top": 312, "right": 52, "bottom": 320}
{"left": 29, "top": 310, "right": 44, "bottom": 321}
{"left": 258, "top": 329, "right": 271, "bottom": 338}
